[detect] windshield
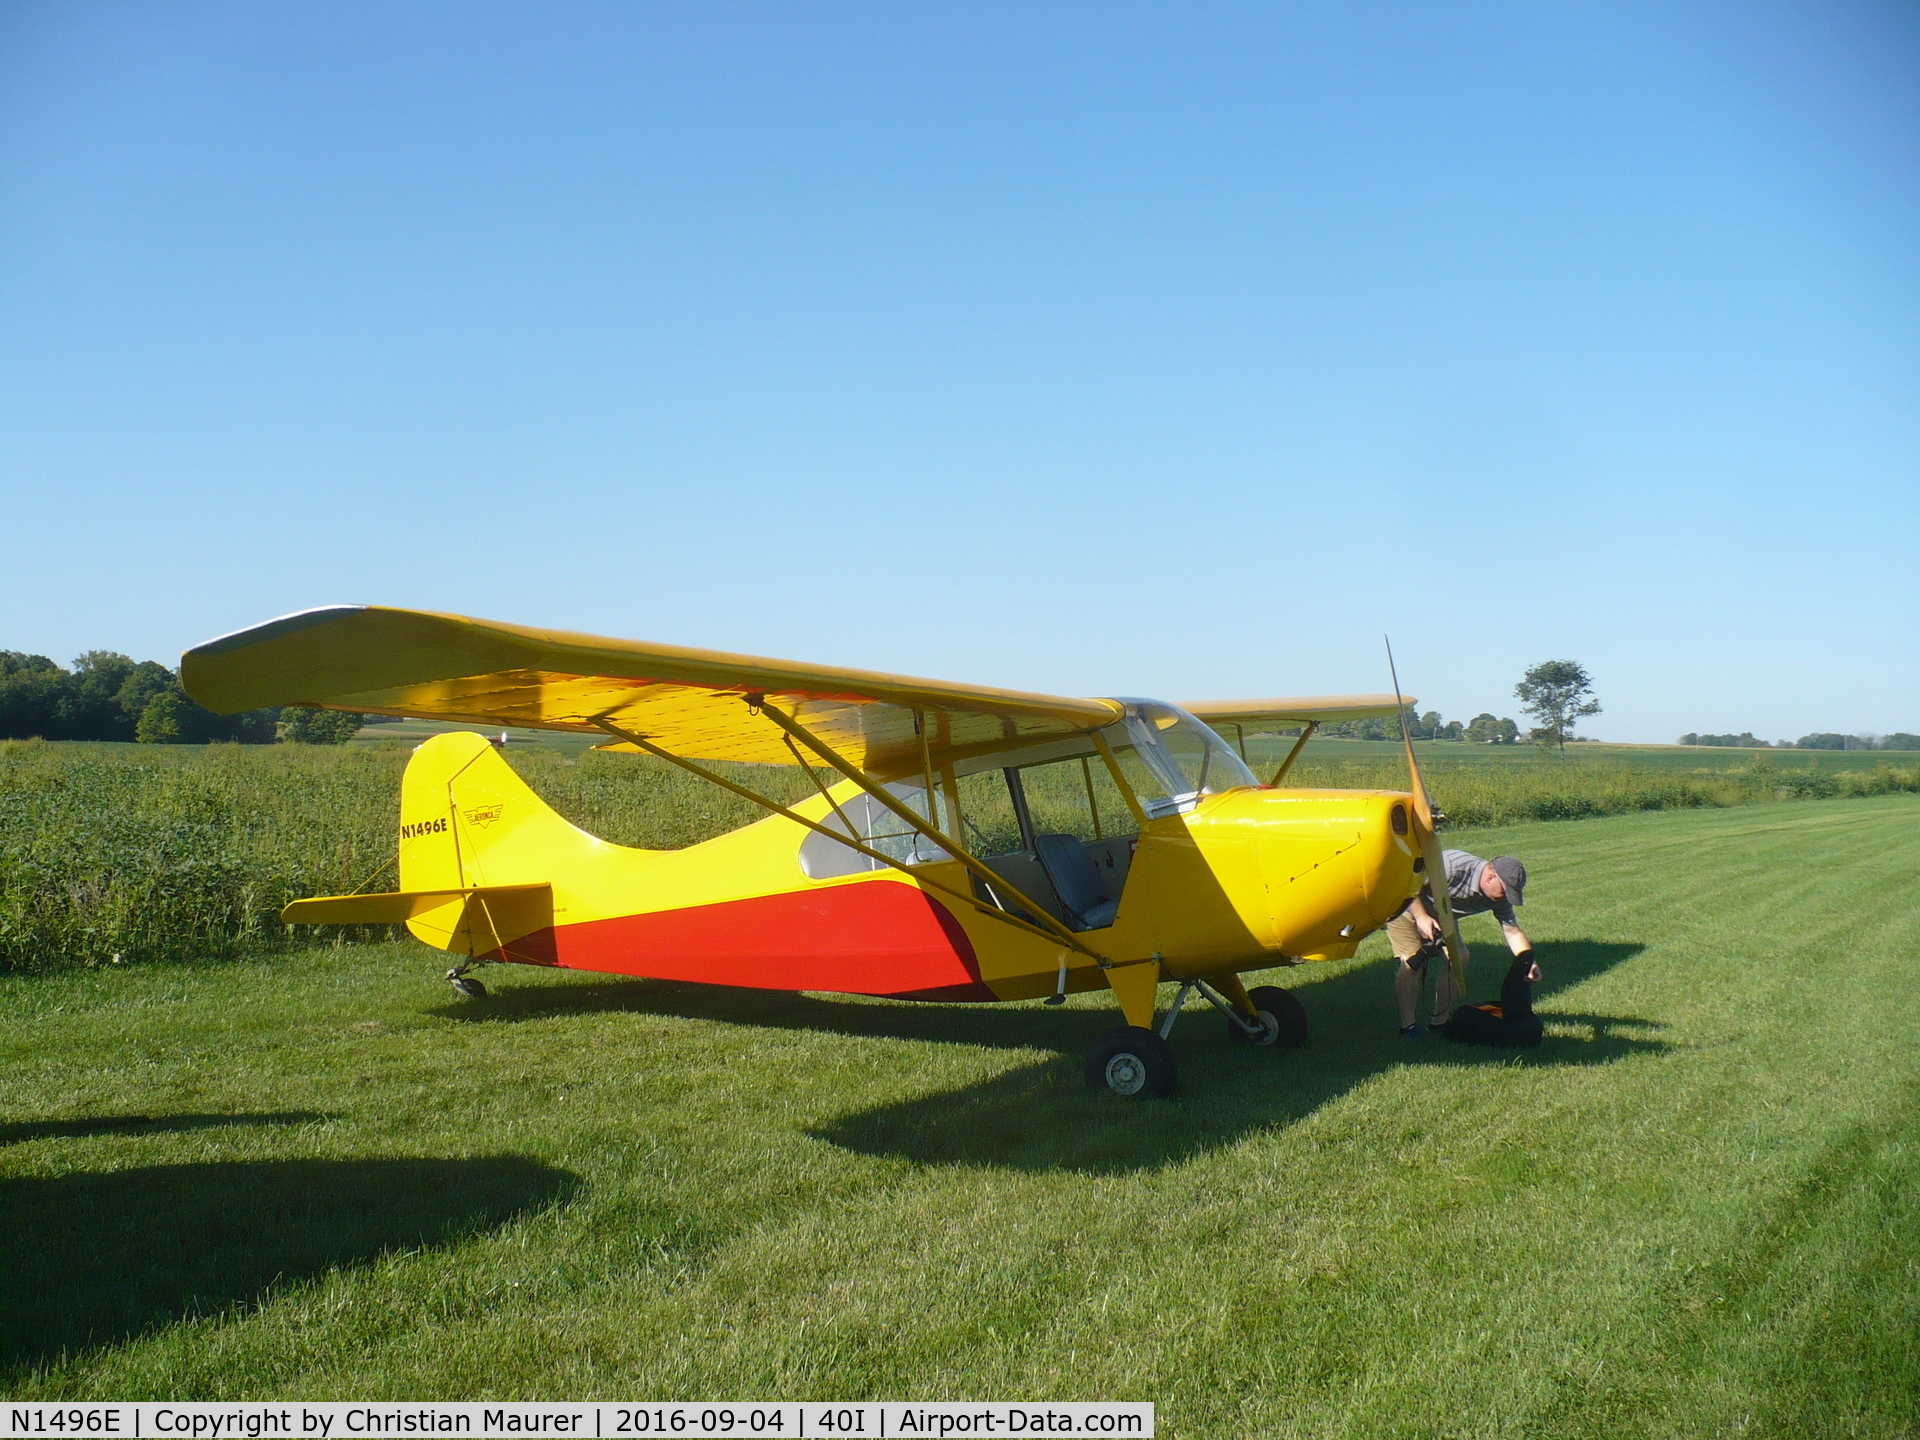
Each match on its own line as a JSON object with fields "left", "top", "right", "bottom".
{"left": 1106, "top": 701, "right": 1257, "bottom": 818}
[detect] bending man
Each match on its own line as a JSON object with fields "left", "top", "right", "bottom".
{"left": 1387, "top": 850, "right": 1531, "bottom": 1038}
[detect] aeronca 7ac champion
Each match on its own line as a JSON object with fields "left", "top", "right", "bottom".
{"left": 183, "top": 606, "right": 1472, "bottom": 1099}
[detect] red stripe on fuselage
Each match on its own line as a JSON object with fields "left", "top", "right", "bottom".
{"left": 484, "top": 880, "right": 989, "bottom": 998}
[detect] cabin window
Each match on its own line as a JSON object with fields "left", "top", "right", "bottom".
{"left": 797, "top": 782, "right": 954, "bottom": 880}
{"left": 955, "top": 769, "right": 1024, "bottom": 858}
{"left": 1014, "top": 754, "right": 1130, "bottom": 845}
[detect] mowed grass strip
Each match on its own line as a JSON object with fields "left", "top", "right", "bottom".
{"left": 1, "top": 796, "right": 1916, "bottom": 1438}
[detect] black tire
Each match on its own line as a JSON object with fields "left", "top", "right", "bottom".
{"left": 1085, "top": 1026, "right": 1178, "bottom": 1098}
{"left": 1228, "top": 985, "right": 1307, "bottom": 1049}
{"left": 450, "top": 976, "right": 489, "bottom": 999}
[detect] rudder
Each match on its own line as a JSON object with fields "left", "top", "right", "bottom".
{"left": 397, "top": 732, "right": 604, "bottom": 956}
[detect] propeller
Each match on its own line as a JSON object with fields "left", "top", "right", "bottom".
{"left": 1385, "top": 638, "right": 1469, "bottom": 999}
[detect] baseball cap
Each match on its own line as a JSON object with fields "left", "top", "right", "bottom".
{"left": 1490, "top": 856, "right": 1527, "bottom": 905}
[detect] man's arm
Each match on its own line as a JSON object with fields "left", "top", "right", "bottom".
{"left": 1501, "top": 921, "right": 1532, "bottom": 954}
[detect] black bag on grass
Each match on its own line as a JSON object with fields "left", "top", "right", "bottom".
{"left": 1443, "top": 956, "right": 1544, "bottom": 1049}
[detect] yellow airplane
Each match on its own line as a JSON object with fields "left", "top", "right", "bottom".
{"left": 183, "top": 605, "right": 1467, "bottom": 1098}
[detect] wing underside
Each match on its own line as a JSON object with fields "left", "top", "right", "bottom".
{"left": 183, "top": 605, "right": 1121, "bottom": 772}
{"left": 1182, "top": 695, "right": 1412, "bottom": 731}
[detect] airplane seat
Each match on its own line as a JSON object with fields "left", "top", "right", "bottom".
{"left": 1033, "top": 833, "right": 1119, "bottom": 931}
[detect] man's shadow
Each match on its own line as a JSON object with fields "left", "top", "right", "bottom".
{"left": 436, "top": 939, "right": 1656, "bottom": 1174}
{"left": 1, "top": 1151, "right": 578, "bottom": 1375}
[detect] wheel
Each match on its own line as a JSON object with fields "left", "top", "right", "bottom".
{"left": 1085, "top": 1026, "right": 1178, "bottom": 1098}
{"left": 449, "top": 975, "right": 489, "bottom": 1000}
{"left": 1228, "top": 985, "right": 1307, "bottom": 1049}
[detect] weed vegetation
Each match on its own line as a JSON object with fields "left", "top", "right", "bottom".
{"left": 0, "top": 796, "right": 1914, "bottom": 1434}
{"left": 4, "top": 736, "right": 1916, "bottom": 974}
{"left": 0, "top": 741, "right": 813, "bottom": 974}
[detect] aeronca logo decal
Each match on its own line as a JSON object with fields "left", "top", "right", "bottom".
{"left": 462, "top": 804, "right": 504, "bottom": 827}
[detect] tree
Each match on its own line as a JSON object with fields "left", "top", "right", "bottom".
{"left": 0, "top": 648, "right": 277, "bottom": 742}
{"left": 1796, "top": 733, "right": 1847, "bottom": 750}
{"left": 280, "top": 706, "right": 364, "bottom": 744}
{"left": 115, "top": 660, "right": 178, "bottom": 728}
{"left": 136, "top": 690, "right": 191, "bottom": 743}
{"left": 0, "top": 652, "right": 64, "bottom": 739}
{"left": 65, "top": 651, "right": 139, "bottom": 740}
{"left": 1515, "top": 660, "right": 1601, "bottom": 752}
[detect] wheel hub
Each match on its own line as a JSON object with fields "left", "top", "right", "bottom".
{"left": 1104, "top": 1052, "right": 1147, "bottom": 1096}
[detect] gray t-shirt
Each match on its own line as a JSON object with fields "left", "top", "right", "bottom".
{"left": 1441, "top": 848, "right": 1516, "bottom": 926}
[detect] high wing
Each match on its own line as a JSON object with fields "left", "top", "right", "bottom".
{"left": 182, "top": 605, "right": 1121, "bottom": 773}
{"left": 1181, "top": 695, "right": 1412, "bottom": 731}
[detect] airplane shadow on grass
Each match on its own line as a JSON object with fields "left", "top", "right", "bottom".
{"left": 0, "top": 1151, "right": 578, "bottom": 1375}
{"left": 437, "top": 939, "right": 1660, "bottom": 1175}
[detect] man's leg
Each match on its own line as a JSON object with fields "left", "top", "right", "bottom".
{"left": 1431, "top": 961, "right": 1457, "bottom": 1027}
{"left": 1385, "top": 910, "right": 1424, "bottom": 1031}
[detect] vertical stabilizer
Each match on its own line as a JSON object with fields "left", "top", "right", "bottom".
{"left": 396, "top": 731, "right": 598, "bottom": 957}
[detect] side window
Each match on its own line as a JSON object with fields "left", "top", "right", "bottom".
{"left": 955, "top": 770, "right": 1023, "bottom": 858}
{"left": 1018, "top": 755, "right": 1134, "bottom": 843}
{"left": 798, "top": 783, "right": 952, "bottom": 880}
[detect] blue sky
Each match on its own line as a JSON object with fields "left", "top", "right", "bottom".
{"left": 3, "top": 1, "right": 1915, "bottom": 742}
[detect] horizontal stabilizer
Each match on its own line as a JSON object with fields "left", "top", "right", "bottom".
{"left": 281, "top": 883, "right": 550, "bottom": 927}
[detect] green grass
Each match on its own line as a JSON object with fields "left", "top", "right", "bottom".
{"left": 2, "top": 795, "right": 1916, "bottom": 1435}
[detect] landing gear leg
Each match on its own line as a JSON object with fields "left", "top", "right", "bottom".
{"left": 1223, "top": 984, "right": 1308, "bottom": 1049}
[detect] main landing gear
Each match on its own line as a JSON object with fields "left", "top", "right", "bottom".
{"left": 1086, "top": 977, "right": 1309, "bottom": 1099}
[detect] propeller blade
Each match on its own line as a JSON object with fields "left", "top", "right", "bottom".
{"left": 1385, "top": 638, "right": 1469, "bottom": 997}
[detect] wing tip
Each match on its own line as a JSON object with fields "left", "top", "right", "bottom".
{"left": 185, "top": 604, "right": 373, "bottom": 659}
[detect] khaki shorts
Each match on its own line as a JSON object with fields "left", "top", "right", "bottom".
{"left": 1385, "top": 907, "right": 1428, "bottom": 964}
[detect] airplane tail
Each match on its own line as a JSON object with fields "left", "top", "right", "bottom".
{"left": 283, "top": 731, "right": 607, "bottom": 961}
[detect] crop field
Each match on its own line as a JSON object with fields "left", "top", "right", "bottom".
{"left": 4, "top": 734, "right": 1915, "bottom": 974}
{"left": 2, "top": 793, "right": 1916, "bottom": 1435}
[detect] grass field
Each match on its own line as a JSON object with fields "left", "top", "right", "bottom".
{"left": 3, "top": 795, "right": 1916, "bottom": 1435}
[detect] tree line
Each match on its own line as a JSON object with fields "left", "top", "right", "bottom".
{"left": 0, "top": 650, "right": 362, "bottom": 744}
{"left": 1681, "top": 731, "right": 1920, "bottom": 751}
{"left": 1315, "top": 710, "right": 1528, "bottom": 744}
{"left": 1316, "top": 660, "right": 1602, "bottom": 749}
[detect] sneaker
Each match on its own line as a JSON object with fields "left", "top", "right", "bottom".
{"left": 1400, "top": 1024, "right": 1425, "bottom": 1040}
{"left": 1429, "top": 1011, "right": 1453, "bottom": 1031}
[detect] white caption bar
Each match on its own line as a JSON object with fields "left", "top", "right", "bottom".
{"left": 1, "top": 1405, "right": 1152, "bottom": 1440}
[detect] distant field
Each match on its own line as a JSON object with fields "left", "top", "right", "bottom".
{"left": 2, "top": 795, "right": 1915, "bottom": 1435}
{"left": 3, "top": 736, "right": 1916, "bottom": 974}
{"left": 1257, "top": 735, "right": 1906, "bottom": 772}
{"left": 353, "top": 718, "right": 601, "bottom": 752}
